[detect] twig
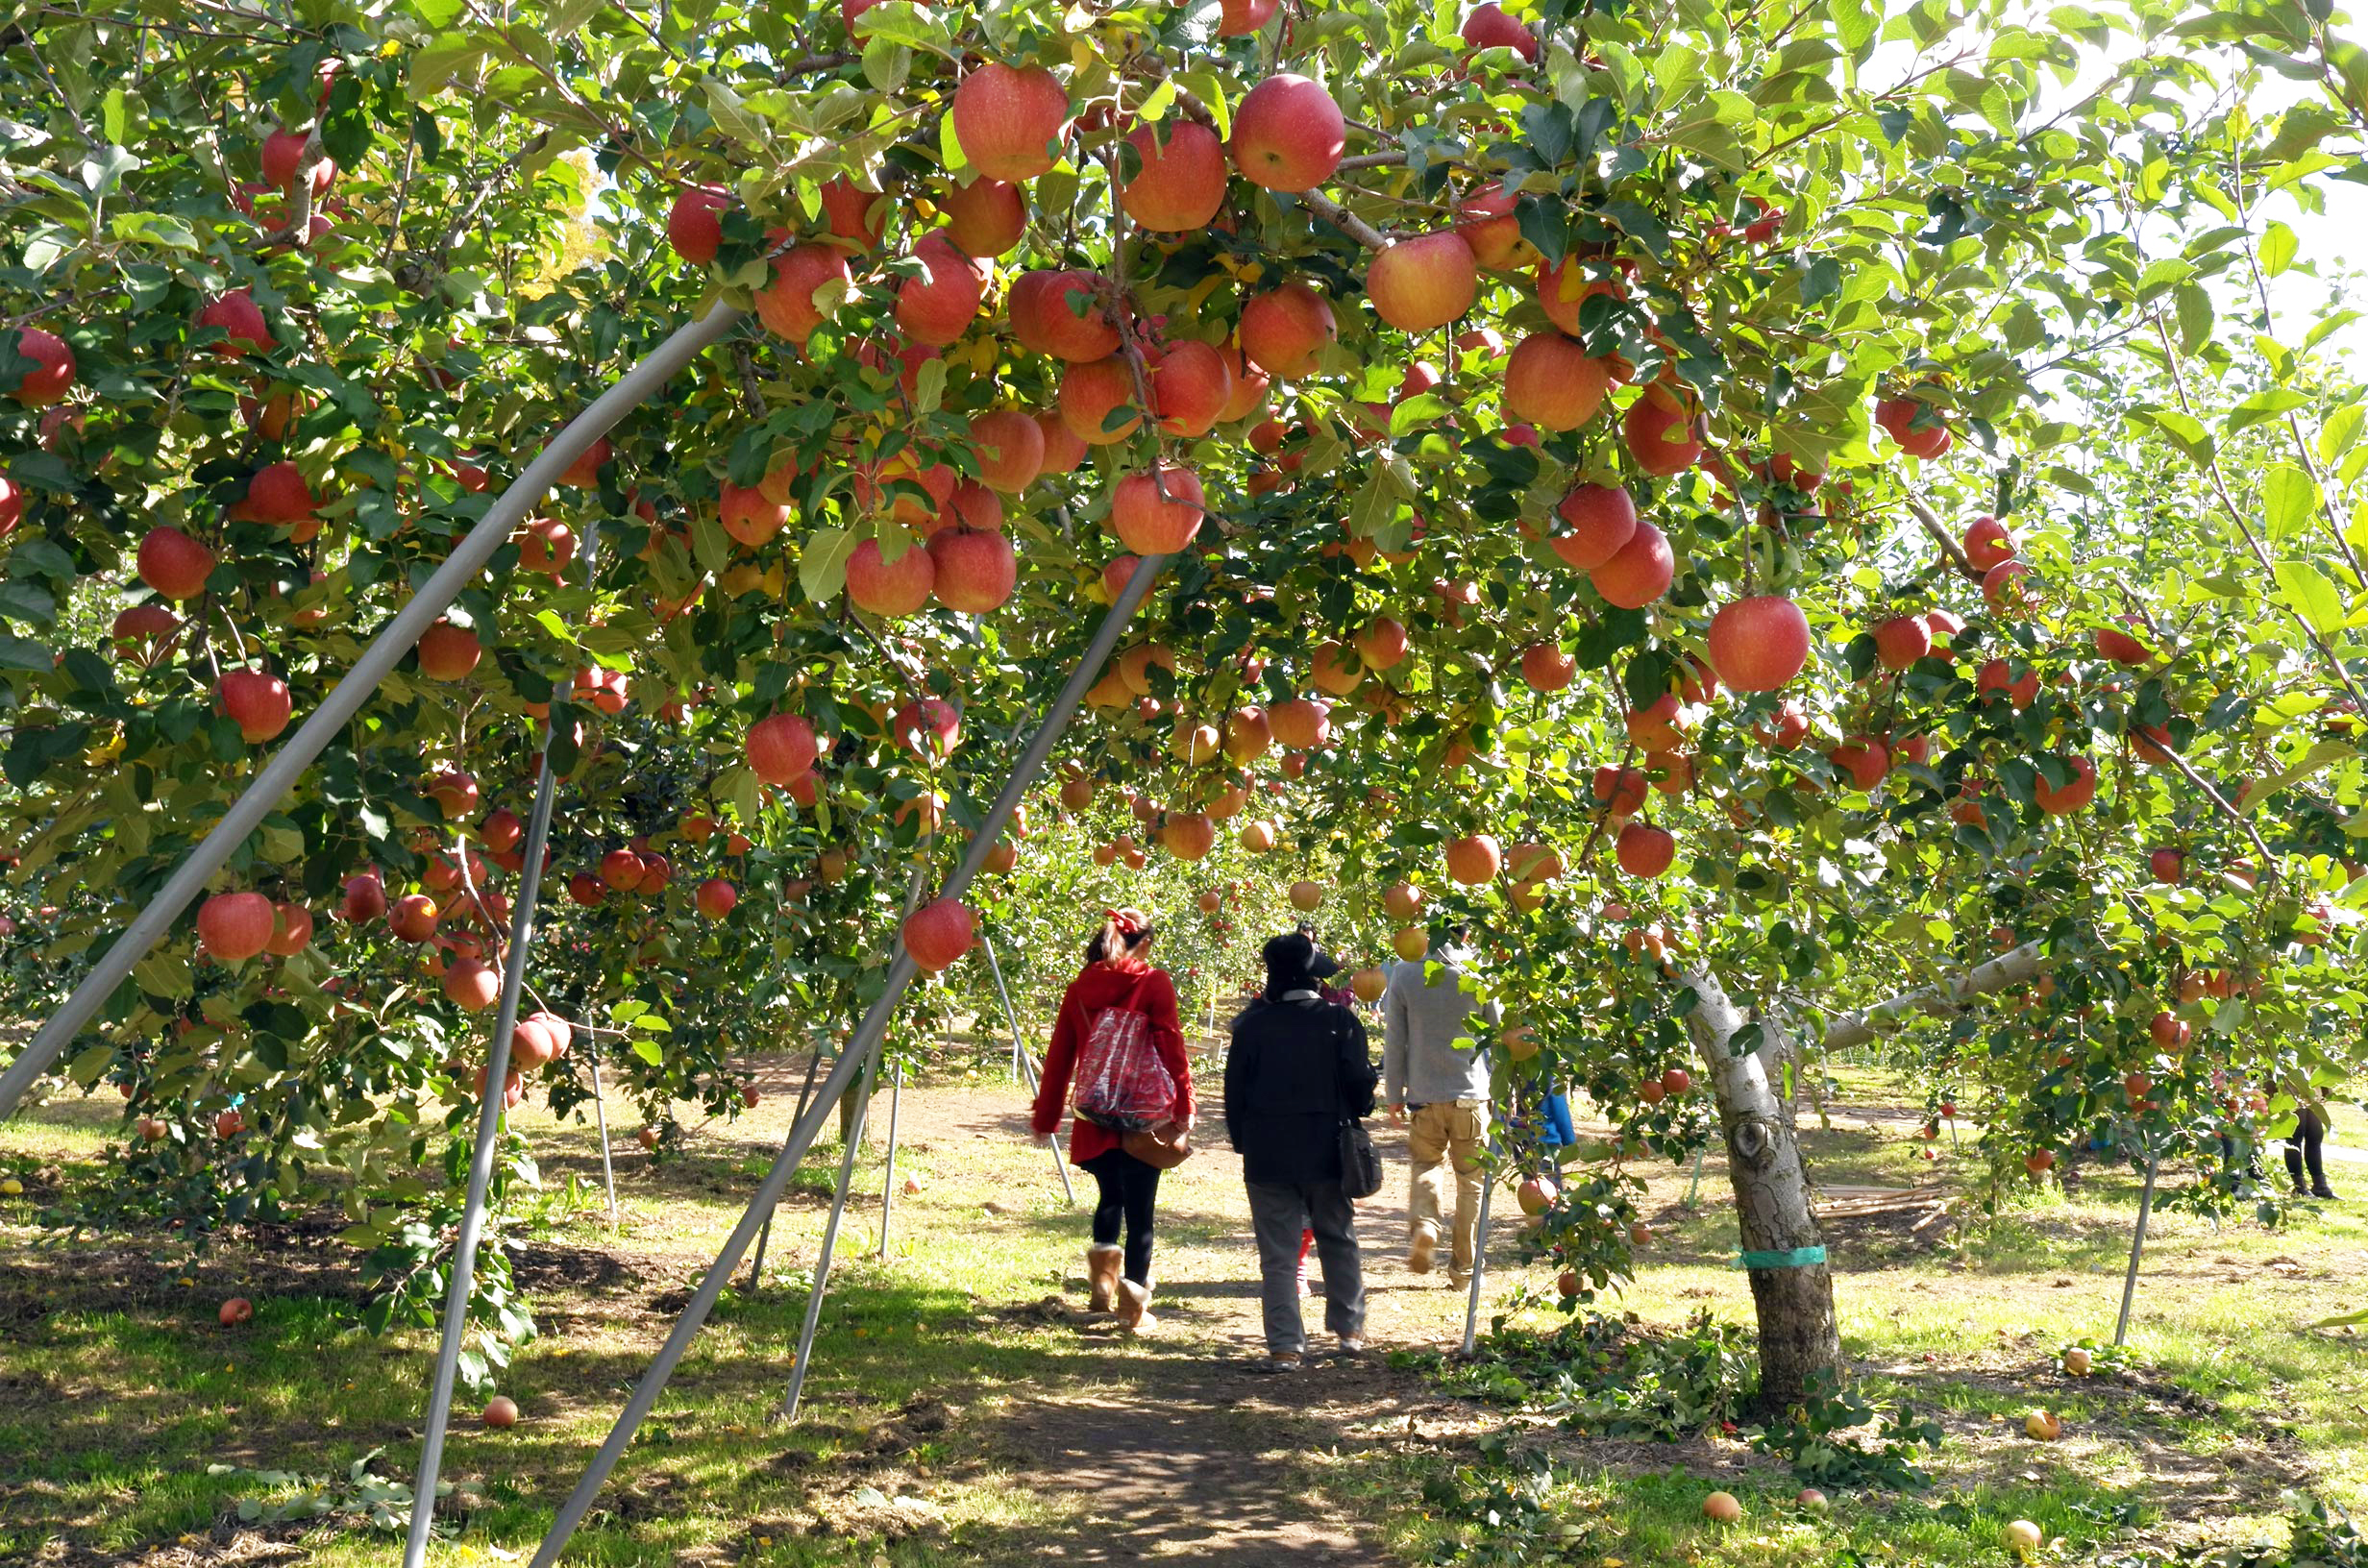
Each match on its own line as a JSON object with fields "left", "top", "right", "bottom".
{"left": 1902, "top": 494, "right": 1983, "bottom": 581}
{"left": 1299, "top": 188, "right": 1389, "bottom": 251}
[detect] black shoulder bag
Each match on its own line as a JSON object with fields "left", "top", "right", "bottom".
{"left": 1331, "top": 1009, "right": 1385, "bottom": 1199}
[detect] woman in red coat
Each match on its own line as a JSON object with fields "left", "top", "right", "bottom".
{"left": 1030, "top": 906, "right": 1194, "bottom": 1332}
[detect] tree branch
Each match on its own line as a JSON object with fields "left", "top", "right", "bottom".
{"left": 1821, "top": 941, "right": 2043, "bottom": 1051}
{"left": 1903, "top": 494, "right": 1982, "bottom": 581}
{"left": 1298, "top": 188, "right": 1387, "bottom": 251}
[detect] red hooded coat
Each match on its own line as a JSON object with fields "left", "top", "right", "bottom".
{"left": 1029, "top": 958, "right": 1195, "bottom": 1164}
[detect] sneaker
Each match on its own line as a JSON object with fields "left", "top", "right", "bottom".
{"left": 1407, "top": 1225, "right": 1438, "bottom": 1275}
{"left": 1336, "top": 1335, "right": 1366, "bottom": 1356}
{"left": 1448, "top": 1271, "right": 1470, "bottom": 1290}
{"left": 1249, "top": 1352, "right": 1303, "bottom": 1374}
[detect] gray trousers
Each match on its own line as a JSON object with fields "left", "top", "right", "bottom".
{"left": 1244, "top": 1179, "right": 1365, "bottom": 1355}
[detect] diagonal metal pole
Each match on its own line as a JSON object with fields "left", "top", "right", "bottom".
{"left": 588, "top": 1051, "right": 620, "bottom": 1227}
{"left": 0, "top": 304, "right": 744, "bottom": 1124}
{"left": 782, "top": 1041, "right": 880, "bottom": 1421}
{"left": 526, "top": 549, "right": 1170, "bottom": 1568}
{"left": 2113, "top": 1149, "right": 2158, "bottom": 1347}
{"left": 752, "top": 1037, "right": 831, "bottom": 1287}
{"left": 877, "top": 1059, "right": 903, "bottom": 1258}
{"left": 983, "top": 935, "right": 1073, "bottom": 1205}
{"left": 1459, "top": 1141, "right": 1499, "bottom": 1357}
{"left": 403, "top": 717, "right": 564, "bottom": 1567}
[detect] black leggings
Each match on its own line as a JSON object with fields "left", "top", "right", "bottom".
{"left": 1080, "top": 1147, "right": 1162, "bottom": 1286}
{"left": 2285, "top": 1108, "right": 2331, "bottom": 1193}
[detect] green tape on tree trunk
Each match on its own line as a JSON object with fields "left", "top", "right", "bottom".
{"left": 1737, "top": 1245, "right": 1827, "bottom": 1269}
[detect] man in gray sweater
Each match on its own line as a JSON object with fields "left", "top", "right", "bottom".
{"left": 1382, "top": 926, "right": 1495, "bottom": 1286}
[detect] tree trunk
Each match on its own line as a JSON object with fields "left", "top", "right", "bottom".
{"left": 1677, "top": 964, "right": 1841, "bottom": 1411}
{"left": 1676, "top": 942, "right": 2051, "bottom": 1409}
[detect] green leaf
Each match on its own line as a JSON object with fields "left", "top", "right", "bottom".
{"left": 911, "top": 355, "right": 947, "bottom": 416}
{"left": 0, "top": 633, "right": 49, "bottom": 672}
{"left": 2258, "top": 219, "right": 2298, "bottom": 278}
{"left": 938, "top": 109, "right": 968, "bottom": 174}
{"left": 861, "top": 35, "right": 911, "bottom": 92}
{"left": 2319, "top": 402, "right": 2363, "bottom": 462}
{"left": 631, "top": 1037, "right": 664, "bottom": 1066}
{"left": 2260, "top": 464, "right": 2319, "bottom": 541}
{"left": 407, "top": 35, "right": 486, "bottom": 101}
{"left": 690, "top": 511, "right": 732, "bottom": 574}
{"left": 799, "top": 525, "right": 859, "bottom": 603}
{"left": 2227, "top": 388, "right": 2311, "bottom": 434}
{"left": 704, "top": 80, "right": 767, "bottom": 150}
{"left": 1181, "top": 70, "right": 1230, "bottom": 139}
{"left": 2275, "top": 560, "right": 2345, "bottom": 635}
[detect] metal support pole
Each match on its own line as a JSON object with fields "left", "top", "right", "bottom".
{"left": 753, "top": 1038, "right": 834, "bottom": 1286}
{"left": 1683, "top": 1145, "right": 1705, "bottom": 1209}
{"left": 984, "top": 936, "right": 1073, "bottom": 1205}
{"left": 0, "top": 304, "right": 745, "bottom": 1123}
{"left": 403, "top": 724, "right": 564, "bottom": 1567}
{"left": 783, "top": 1041, "right": 881, "bottom": 1420}
{"left": 525, "top": 548, "right": 1169, "bottom": 1568}
{"left": 2113, "top": 1154, "right": 2158, "bottom": 1347}
{"left": 588, "top": 1051, "right": 620, "bottom": 1227}
{"left": 1459, "top": 1151, "right": 1497, "bottom": 1357}
{"left": 877, "top": 1061, "right": 903, "bottom": 1258}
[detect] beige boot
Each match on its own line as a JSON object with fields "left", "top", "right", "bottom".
{"left": 1117, "top": 1277, "right": 1155, "bottom": 1334}
{"left": 1086, "top": 1245, "right": 1122, "bottom": 1313}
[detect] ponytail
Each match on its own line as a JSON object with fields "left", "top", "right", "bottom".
{"left": 1085, "top": 905, "right": 1157, "bottom": 964}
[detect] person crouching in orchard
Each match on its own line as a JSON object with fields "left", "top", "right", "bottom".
{"left": 1031, "top": 906, "right": 1195, "bottom": 1333}
{"left": 1225, "top": 931, "right": 1379, "bottom": 1372}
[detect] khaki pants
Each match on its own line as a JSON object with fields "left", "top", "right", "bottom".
{"left": 1407, "top": 1100, "right": 1489, "bottom": 1277}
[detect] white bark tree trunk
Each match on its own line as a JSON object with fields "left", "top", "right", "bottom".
{"left": 1677, "top": 941, "right": 2047, "bottom": 1409}
{"left": 1677, "top": 964, "right": 1838, "bottom": 1410}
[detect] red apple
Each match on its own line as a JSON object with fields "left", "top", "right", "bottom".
{"left": 1366, "top": 231, "right": 1480, "bottom": 332}
{"left": 1120, "top": 120, "right": 1229, "bottom": 232}
{"left": 136, "top": 527, "right": 216, "bottom": 600}
{"left": 1008, "top": 269, "right": 1121, "bottom": 361}
{"left": 218, "top": 670, "right": 293, "bottom": 743}
{"left": 1229, "top": 74, "right": 1344, "bottom": 192}
{"left": 1111, "top": 463, "right": 1206, "bottom": 555}
{"left": 1461, "top": 1, "right": 1540, "bottom": 58}
{"left": 969, "top": 407, "right": 1046, "bottom": 492}
{"left": 1504, "top": 332, "right": 1609, "bottom": 430}
{"left": 752, "top": 241, "right": 853, "bottom": 346}
{"left": 1551, "top": 483, "right": 1637, "bottom": 570}
{"left": 7, "top": 327, "right": 76, "bottom": 404}
{"left": 951, "top": 61, "right": 1069, "bottom": 182}
{"left": 197, "top": 892, "right": 275, "bottom": 961}
{"left": 1707, "top": 596, "right": 1811, "bottom": 692}
{"left": 1872, "top": 615, "right": 1932, "bottom": 671}
{"left": 904, "top": 896, "right": 976, "bottom": 971}
{"left": 896, "top": 232, "right": 988, "bottom": 347}
{"left": 929, "top": 527, "right": 1017, "bottom": 613}
{"left": 1239, "top": 283, "right": 1337, "bottom": 379}
{"left": 846, "top": 535, "right": 936, "bottom": 617}
{"left": 1591, "top": 522, "right": 1673, "bottom": 609}
{"left": 666, "top": 184, "right": 728, "bottom": 264}
{"left": 1616, "top": 822, "right": 1676, "bottom": 878}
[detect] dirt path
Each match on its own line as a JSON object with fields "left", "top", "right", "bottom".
{"left": 879, "top": 1076, "right": 1495, "bottom": 1565}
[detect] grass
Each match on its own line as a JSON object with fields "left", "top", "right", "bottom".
{"left": 3, "top": 1055, "right": 2363, "bottom": 1566}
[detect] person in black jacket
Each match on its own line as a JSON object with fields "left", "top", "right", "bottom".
{"left": 1225, "top": 930, "right": 1380, "bottom": 1371}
